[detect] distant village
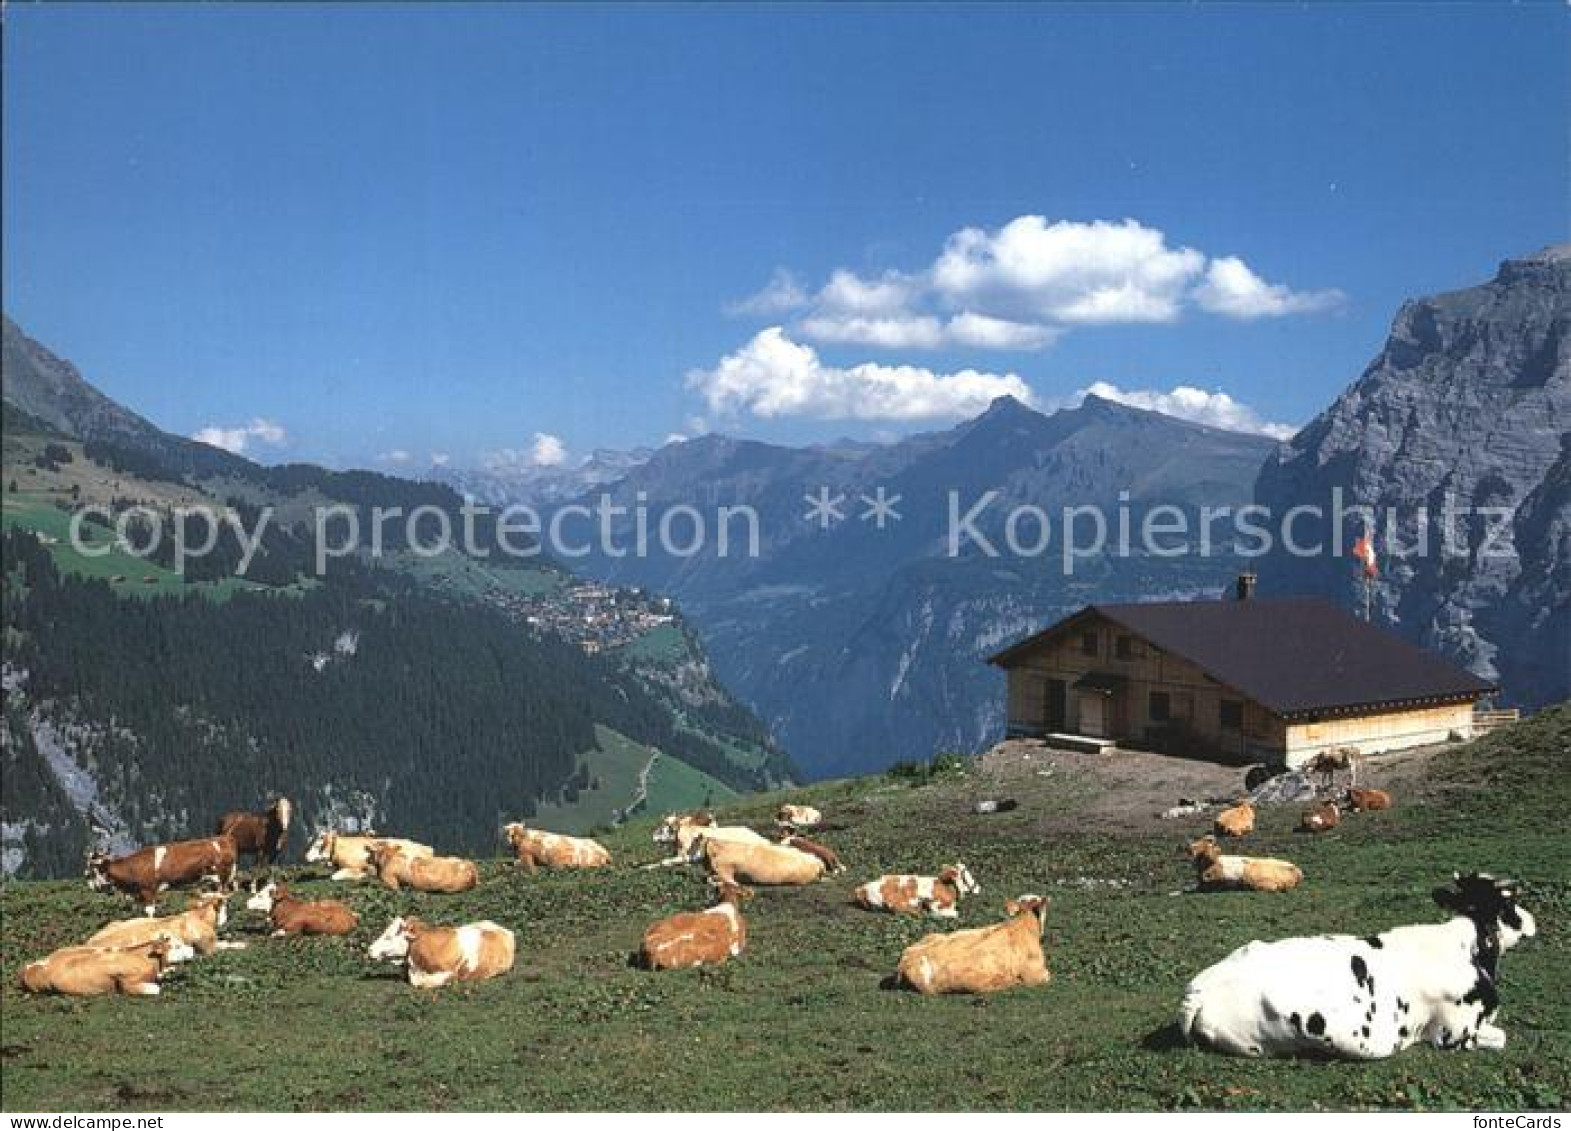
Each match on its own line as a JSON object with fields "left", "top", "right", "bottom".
{"left": 483, "top": 579, "right": 677, "bottom": 655}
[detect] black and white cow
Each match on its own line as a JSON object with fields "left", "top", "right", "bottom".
{"left": 1177, "top": 873, "right": 1537, "bottom": 1059}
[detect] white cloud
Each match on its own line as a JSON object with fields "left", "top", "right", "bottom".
{"left": 725, "top": 269, "right": 809, "bottom": 317}
{"left": 377, "top": 449, "right": 413, "bottom": 465}
{"left": 816, "top": 269, "right": 922, "bottom": 316}
{"left": 798, "top": 314, "right": 947, "bottom": 350}
{"left": 1194, "top": 256, "right": 1345, "bottom": 320}
{"left": 481, "top": 433, "right": 570, "bottom": 472}
{"left": 191, "top": 418, "right": 288, "bottom": 455}
{"left": 429, "top": 452, "right": 451, "bottom": 467}
{"left": 687, "top": 327, "right": 1034, "bottom": 422}
{"left": 932, "top": 217, "right": 1204, "bottom": 325}
{"left": 530, "top": 432, "right": 568, "bottom": 467}
{"left": 1078, "top": 380, "right": 1297, "bottom": 440}
{"left": 945, "top": 311, "right": 1061, "bottom": 350}
{"left": 729, "top": 215, "right": 1342, "bottom": 351}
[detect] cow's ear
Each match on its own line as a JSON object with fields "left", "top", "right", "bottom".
{"left": 1004, "top": 899, "right": 1021, "bottom": 916}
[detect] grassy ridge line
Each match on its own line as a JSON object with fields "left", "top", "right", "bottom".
{"left": 0, "top": 708, "right": 1566, "bottom": 1111}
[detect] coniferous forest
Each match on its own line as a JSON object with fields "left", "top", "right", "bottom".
{"left": 1, "top": 527, "right": 781, "bottom": 875}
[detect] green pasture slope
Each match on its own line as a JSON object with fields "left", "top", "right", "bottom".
{"left": 2, "top": 709, "right": 1567, "bottom": 1112}
{"left": 533, "top": 725, "right": 737, "bottom": 834}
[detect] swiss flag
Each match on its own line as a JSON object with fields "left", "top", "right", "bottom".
{"left": 1352, "top": 531, "right": 1378, "bottom": 578}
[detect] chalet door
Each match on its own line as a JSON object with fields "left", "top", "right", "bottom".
{"left": 1079, "top": 693, "right": 1106, "bottom": 737}
{"left": 1045, "top": 679, "right": 1068, "bottom": 732}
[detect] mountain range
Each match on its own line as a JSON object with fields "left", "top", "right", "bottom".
{"left": 3, "top": 244, "right": 1566, "bottom": 834}
{"left": 434, "top": 247, "right": 1570, "bottom": 778}
{"left": 1256, "top": 245, "right": 1570, "bottom": 708}
{"left": 553, "top": 394, "right": 1278, "bottom": 778}
{"left": 1, "top": 318, "right": 792, "bottom": 878}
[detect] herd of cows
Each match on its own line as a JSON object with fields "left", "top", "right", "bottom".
{"left": 14, "top": 785, "right": 1540, "bottom": 1062}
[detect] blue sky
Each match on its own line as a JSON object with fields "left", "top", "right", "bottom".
{"left": 4, "top": 4, "right": 1566, "bottom": 470}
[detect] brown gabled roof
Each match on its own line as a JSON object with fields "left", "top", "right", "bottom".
{"left": 988, "top": 596, "right": 1496, "bottom": 720}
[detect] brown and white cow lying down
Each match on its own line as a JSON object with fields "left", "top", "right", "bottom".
{"left": 699, "top": 837, "right": 825, "bottom": 886}
{"left": 87, "top": 892, "right": 243, "bottom": 955}
{"left": 776, "top": 804, "right": 822, "bottom": 831}
{"left": 87, "top": 836, "right": 238, "bottom": 916}
{"left": 895, "top": 895, "right": 1051, "bottom": 995}
{"left": 368, "top": 917, "right": 515, "bottom": 989}
{"left": 19, "top": 934, "right": 195, "bottom": 997}
{"left": 1300, "top": 801, "right": 1341, "bottom": 833}
{"left": 1346, "top": 788, "right": 1393, "bottom": 812}
{"left": 368, "top": 844, "right": 478, "bottom": 894}
{"left": 640, "top": 881, "right": 752, "bottom": 970}
{"left": 246, "top": 882, "right": 359, "bottom": 937}
{"left": 502, "top": 822, "right": 611, "bottom": 873}
{"left": 777, "top": 833, "right": 844, "bottom": 874}
{"left": 215, "top": 797, "right": 292, "bottom": 871}
{"left": 1188, "top": 836, "right": 1303, "bottom": 893}
{"left": 854, "top": 864, "right": 979, "bottom": 919}
{"left": 1213, "top": 800, "right": 1256, "bottom": 838}
{"left": 648, "top": 812, "right": 769, "bottom": 868}
{"left": 304, "top": 832, "right": 434, "bottom": 881}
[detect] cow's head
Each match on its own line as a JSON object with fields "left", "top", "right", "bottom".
{"left": 942, "top": 863, "right": 980, "bottom": 897}
{"left": 272, "top": 798, "right": 293, "bottom": 829}
{"left": 654, "top": 812, "right": 711, "bottom": 844}
{"left": 368, "top": 843, "right": 406, "bottom": 871}
{"left": 712, "top": 880, "right": 754, "bottom": 907}
{"left": 1186, "top": 835, "right": 1222, "bottom": 863}
{"left": 1004, "top": 894, "right": 1050, "bottom": 937}
{"left": 501, "top": 822, "right": 528, "bottom": 849}
{"left": 246, "top": 882, "right": 279, "bottom": 914}
{"left": 84, "top": 851, "right": 112, "bottom": 892}
{"left": 189, "top": 891, "right": 229, "bottom": 928}
{"left": 1434, "top": 873, "right": 1537, "bottom": 953}
{"left": 368, "top": 916, "right": 423, "bottom": 962}
{"left": 150, "top": 932, "right": 197, "bottom": 966}
{"left": 304, "top": 832, "right": 334, "bottom": 863}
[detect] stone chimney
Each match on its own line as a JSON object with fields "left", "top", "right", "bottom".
{"left": 1235, "top": 572, "right": 1257, "bottom": 602}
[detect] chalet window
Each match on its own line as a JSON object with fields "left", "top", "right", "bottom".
{"left": 1116, "top": 635, "right": 1137, "bottom": 660}
{"left": 1149, "top": 691, "right": 1171, "bottom": 722}
{"left": 1080, "top": 630, "right": 1099, "bottom": 657}
{"left": 1219, "top": 699, "right": 1243, "bottom": 729}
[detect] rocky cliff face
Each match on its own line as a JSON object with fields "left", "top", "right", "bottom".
{"left": 1255, "top": 246, "right": 1570, "bottom": 706}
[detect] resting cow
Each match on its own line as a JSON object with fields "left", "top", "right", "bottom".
{"left": 215, "top": 798, "right": 292, "bottom": 871}
{"left": 368, "top": 917, "right": 515, "bottom": 988}
{"left": 246, "top": 882, "right": 359, "bottom": 937}
{"left": 18, "top": 935, "right": 194, "bottom": 997}
{"left": 776, "top": 804, "right": 822, "bottom": 831}
{"left": 1300, "top": 801, "right": 1341, "bottom": 833}
{"left": 639, "top": 881, "right": 752, "bottom": 970}
{"left": 304, "top": 831, "right": 434, "bottom": 881}
{"left": 1187, "top": 836, "right": 1303, "bottom": 893}
{"left": 1213, "top": 800, "right": 1256, "bottom": 838}
{"left": 1346, "top": 788, "right": 1393, "bottom": 812}
{"left": 699, "top": 837, "right": 825, "bottom": 886}
{"left": 854, "top": 864, "right": 979, "bottom": 918}
{"left": 895, "top": 895, "right": 1052, "bottom": 995}
{"left": 368, "top": 844, "right": 478, "bottom": 893}
{"left": 648, "top": 812, "right": 769, "bottom": 868}
{"left": 87, "top": 836, "right": 238, "bottom": 916}
{"left": 1178, "top": 873, "right": 1537, "bottom": 1059}
{"left": 86, "top": 892, "right": 242, "bottom": 955}
{"left": 502, "top": 822, "right": 611, "bottom": 872}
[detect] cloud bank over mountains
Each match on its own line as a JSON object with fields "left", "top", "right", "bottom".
{"left": 730, "top": 216, "right": 1345, "bottom": 353}
{"left": 693, "top": 215, "right": 1334, "bottom": 429}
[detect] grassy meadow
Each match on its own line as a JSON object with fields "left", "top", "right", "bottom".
{"left": 1, "top": 708, "right": 1567, "bottom": 1112}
